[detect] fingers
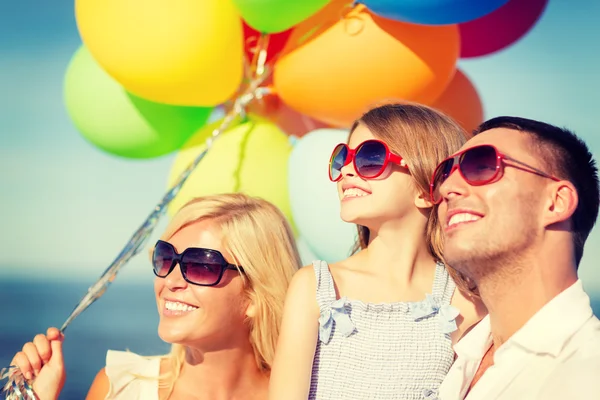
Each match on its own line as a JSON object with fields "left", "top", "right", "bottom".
{"left": 10, "top": 328, "right": 64, "bottom": 381}
{"left": 22, "top": 342, "right": 43, "bottom": 378}
{"left": 46, "top": 327, "right": 62, "bottom": 341}
{"left": 11, "top": 351, "right": 34, "bottom": 381}
{"left": 33, "top": 334, "right": 52, "bottom": 364}
{"left": 46, "top": 327, "right": 64, "bottom": 367}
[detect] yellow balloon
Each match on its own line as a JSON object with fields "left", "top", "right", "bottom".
{"left": 167, "top": 116, "right": 295, "bottom": 229}
{"left": 75, "top": 0, "right": 244, "bottom": 106}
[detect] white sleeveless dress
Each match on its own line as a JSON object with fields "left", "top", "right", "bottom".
{"left": 104, "top": 350, "right": 160, "bottom": 400}
{"left": 309, "top": 260, "right": 459, "bottom": 400}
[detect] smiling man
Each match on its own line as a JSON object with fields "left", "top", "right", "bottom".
{"left": 430, "top": 116, "right": 600, "bottom": 399}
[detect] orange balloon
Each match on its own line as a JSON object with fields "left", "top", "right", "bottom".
{"left": 248, "top": 89, "right": 331, "bottom": 137}
{"left": 273, "top": 3, "right": 460, "bottom": 127}
{"left": 223, "top": 71, "right": 332, "bottom": 137}
{"left": 431, "top": 69, "right": 484, "bottom": 135}
{"left": 274, "top": 99, "right": 332, "bottom": 137}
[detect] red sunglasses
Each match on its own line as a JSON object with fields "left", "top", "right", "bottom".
{"left": 430, "top": 144, "right": 561, "bottom": 204}
{"left": 328, "top": 139, "right": 408, "bottom": 182}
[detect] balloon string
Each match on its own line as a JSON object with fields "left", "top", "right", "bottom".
{"left": 0, "top": 48, "right": 273, "bottom": 400}
{"left": 247, "top": 31, "right": 271, "bottom": 80}
{"left": 253, "top": 33, "right": 270, "bottom": 79}
{"left": 232, "top": 31, "right": 272, "bottom": 192}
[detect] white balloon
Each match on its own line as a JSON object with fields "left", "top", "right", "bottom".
{"left": 288, "top": 129, "right": 357, "bottom": 263}
{"left": 296, "top": 236, "right": 319, "bottom": 267}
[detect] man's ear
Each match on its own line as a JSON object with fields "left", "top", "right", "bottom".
{"left": 544, "top": 182, "right": 578, "bottom": 227}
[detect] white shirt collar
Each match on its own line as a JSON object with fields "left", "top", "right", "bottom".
{"left": 454, "top": 314, "right": 492, "bottom": 360}
{"left": 507, "top": 280, "right": 592, "bottom": 357}
{"left": 454, "top": 280, "right": 593, "bottom": 359}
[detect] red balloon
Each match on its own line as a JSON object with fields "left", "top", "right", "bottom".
{"left": 459, "top": 0, "right": 548, "bottom": 58}
{"left": 243, "top": 22, "right": 292, "bottom": 64}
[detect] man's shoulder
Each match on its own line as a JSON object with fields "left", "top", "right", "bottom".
{"left": 534, "top": 322, "right": 600, "bottom": 400}
{"left": 562, "top": 314, "right": 600, "bottom": 356}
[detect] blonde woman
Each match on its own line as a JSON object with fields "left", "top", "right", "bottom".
{"left": 11, "top": 193, "right": 301, "bottom": 400}
{"left": 269, "top": 103, "right": 486, "bottom": 400}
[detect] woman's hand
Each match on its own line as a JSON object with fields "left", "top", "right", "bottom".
{"left": 10, "top": 327, "right": 66, "bottom": 400}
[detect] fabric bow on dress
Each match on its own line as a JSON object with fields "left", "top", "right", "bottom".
{"left": 422, "top": 388, "right": 440, "bottom": 400}
{"left": 409, "top": 294, "right": 460, "bottom": 334}
{"left": 318, "top": 297, "right": 356, "bottom": 344}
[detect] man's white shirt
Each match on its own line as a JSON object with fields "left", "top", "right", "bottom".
{"left": 439, "top": 280, "right": 600, "bottom": 400}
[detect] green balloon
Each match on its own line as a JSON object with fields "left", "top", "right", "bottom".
{"left": 232, "top": 0, "right": 331, "bottom": 33}
{"left": 64, "top": 46, "right": 212, "bottom": 159}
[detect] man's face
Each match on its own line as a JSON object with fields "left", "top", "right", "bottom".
{"left": 437, "top": 128, "right": 552, "bottom": 279}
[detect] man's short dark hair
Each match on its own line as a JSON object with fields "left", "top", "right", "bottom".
{"left": 473, "top": 116, "right": 599, "bottom": 266}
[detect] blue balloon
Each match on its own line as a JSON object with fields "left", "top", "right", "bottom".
{"left": 289, "top": 129, "right": 357, "bottom": 263}
{"left": 360, "top": 0, "right": 510, "bottom": 25}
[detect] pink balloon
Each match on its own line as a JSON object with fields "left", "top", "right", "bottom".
{"left": 459, "top": 0, "right": 548, "bottom": 58}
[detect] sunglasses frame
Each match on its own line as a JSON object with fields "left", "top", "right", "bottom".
{"left": 328, "top": 139, "right": 408, "bottom": 182}
{"left": 430, "top": 144, "right": 561, "bottom": 204}
{"left": 152, "top": 240, "right": 244, "bottom": 287}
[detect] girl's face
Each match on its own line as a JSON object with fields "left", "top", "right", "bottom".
{"left": 337, "top": 124, "right": 418, "bottom": 229}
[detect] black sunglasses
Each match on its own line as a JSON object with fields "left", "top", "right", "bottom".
{"left": 152, "top": 240, "right": 244, "bottom": 286}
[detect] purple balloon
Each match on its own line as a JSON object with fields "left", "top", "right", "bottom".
{"left": 460, "top": 0, "right": 549, "bottom": 58}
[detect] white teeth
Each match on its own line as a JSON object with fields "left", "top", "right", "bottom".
{"left": 165, "top": 301, "right": 198, "bottom": 312}
{"left": 343, "top": 187, "right": 369, "bottom": 198}
{"left": 448, "top": 213, "right": 481, "bottom": 227}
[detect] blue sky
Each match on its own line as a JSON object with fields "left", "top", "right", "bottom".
{"left": 1, "top": 1, "right": 599, "bottom": 294}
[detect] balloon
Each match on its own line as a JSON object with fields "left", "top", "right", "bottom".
{"left": 232, "top": 0, "right": 332, "bottom": 34}
{"left": 167, "top": 116, "right": 294, "bottom": 229}
{"left": 459, "top": 0, "right": 548, "bottom": 58}
{"left": 64, "top": 46, "right": 212, "bottom": 159}
{"left": 296, "top": 236, "right": 319, "bottom": 266}
{"left": 222, "top": 71, "right": 332, "bottom": 137}
{"left": 289, "top": 129, "right": 357, "bottom": 262}
{"left": 243, "top": 22, "right": 292, "bottom": 64}
{"left": 359, "top": 0, "right": 509, "bottom": 25}
{"left": 274, "top": 3, "right": 460, "bottom": 127}
{"left": 431, "top": 70, "right": 483, "bottom": 135}
{"left": 75, "top": 0, "right": 244, "bottom": 106}
{"left": 247, "top": 89, "right": 332, "bottom": 137}
{"left": 269, "top": 98, "right": 333, "bottom": 138}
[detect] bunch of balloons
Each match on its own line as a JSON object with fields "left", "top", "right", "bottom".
{"left": 65, "top": 0, "right": 548, "bottom": 263}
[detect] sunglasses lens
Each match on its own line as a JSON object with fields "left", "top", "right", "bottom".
{"left": 329, "top": 144, "right": 348, "bottom": 181}
{"left": 152, "top": 242, "right": 174, "bottom": 277}
{"left": 460, "top": 145, "right": 498, "bottom": 184}
{"left": 181, "top": 250, "right": 226, "bottom": 285}
{"left": 431, "top": 159, "right": 455, "bottom": 203}
{"left": 355, "top": 141, "right": 387, "bottom": 178}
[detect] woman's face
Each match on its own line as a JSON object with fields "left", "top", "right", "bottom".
{"left": 154, "top": 219, "right": 251, "bottom": 349}
{"left": 337, "top": 124, "right": 417, "bottom": 229}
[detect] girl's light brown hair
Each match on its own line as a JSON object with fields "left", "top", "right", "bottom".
{"left": 349, "top": 102, "right": 472, "bottom": 292}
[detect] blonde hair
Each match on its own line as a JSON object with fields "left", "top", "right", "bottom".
{"left": 348, "top": 102, "right": 471, "bottom": 291}
{"left": 153, "top": 193, "right": 301, "bottom": 398}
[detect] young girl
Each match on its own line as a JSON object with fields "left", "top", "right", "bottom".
{"left": 269, "top": 103, "right": 485, "bottom": 400}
